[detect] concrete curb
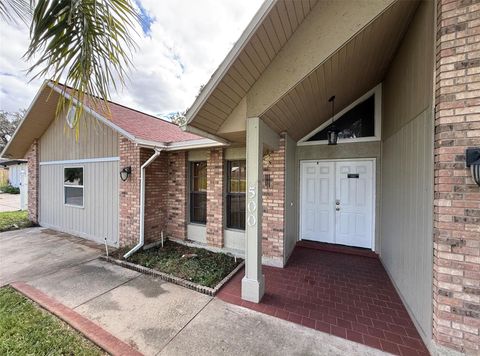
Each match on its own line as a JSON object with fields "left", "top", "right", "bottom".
{"left": 10, "top": 282, "right": 143, "bottom": 356}
{"left": 100, "top": 255, "right": 244, "bottom": 296}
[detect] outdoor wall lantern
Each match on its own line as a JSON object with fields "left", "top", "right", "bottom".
{"left": 120, "top": 166, "right": 132, "bottom": 181}
{"left": 466, "top": 148, "right": 480, "bottom": 187}
{"left": 327, "top": 95, "right": 339, "bottom": 145}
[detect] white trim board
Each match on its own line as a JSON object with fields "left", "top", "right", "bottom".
{"left": 40, "top": 157, "right": 119, "bottom": 166}
{"left": 298, "top": 84, "right": 382, "bottom": 146}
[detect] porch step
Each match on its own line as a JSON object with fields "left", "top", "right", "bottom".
{"left": 296, "top": 240, "right": 379, "bottom": 259}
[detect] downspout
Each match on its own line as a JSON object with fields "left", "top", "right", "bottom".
{"left": 123, "top": 147, "right": 162, "bottom": 259}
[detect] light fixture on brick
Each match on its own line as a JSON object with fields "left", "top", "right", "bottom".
{"left": 466, "top": 148, "right": 480, "bottom": 187}
{"left": 120, "top": 166, "right": 132, "bottom": 181}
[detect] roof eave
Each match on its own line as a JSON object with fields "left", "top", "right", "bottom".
{"left": 184, "top": 0, "right": 277, "bottom": 128}
{"left": 0, "top": 80, "right": 51, "bottom": 159}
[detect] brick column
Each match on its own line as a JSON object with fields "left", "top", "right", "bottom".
{"left": 166, "top": 151, "right": 188, "bottom": 240}
{"left": 206, "top": 148, "right": 224, "bottom": 247}
{"left": 26, "top": 139, "right": 39, "bottom": 224}
{"left": 262, "top": 134, "right": 285, "bottom": 266}
{"left": 434, "top": 0, "right": 480, "bottom": 353}
{"left": 119, "top": 136, "right": 141, "bottom": 247}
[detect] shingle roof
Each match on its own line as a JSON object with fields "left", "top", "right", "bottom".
{"left": 98, "top": 100, "right": 199, "bottom": 143}
{"left": 61, "top": 84, "right": 200, "bottom": 144}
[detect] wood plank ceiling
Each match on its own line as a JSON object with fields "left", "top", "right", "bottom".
{"left": 191, "top": 0, "right": 319, "bottom": 134}
{"left": 261, "top": 0, "right": 419, "bottom": 141}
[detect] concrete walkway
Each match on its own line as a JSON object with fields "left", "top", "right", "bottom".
{"left": 1, "top": 228, "right": 388, "bottom": 355}
{"left": 0, "top": 192, "right": 20, "bottom": 212}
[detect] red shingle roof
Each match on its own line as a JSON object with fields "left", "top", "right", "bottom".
{"left": 61, "top": 84, "right": 200, "bottom": 144}
{"left": 100, "top": 101, "right": 200, "bottom": 144}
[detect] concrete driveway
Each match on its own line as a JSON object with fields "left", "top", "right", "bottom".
{"left": 0, "top": 193, "right": 20, "bottom": 212}
{"left": 1, "top": 228, "right": 387, "bottom": 356}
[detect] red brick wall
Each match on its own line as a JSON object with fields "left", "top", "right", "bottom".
{"left": 434, "top": 0, "right": 480, "bottom": 353}
{"left": 119, "top": 137, "right": 141, "bottom": 247}
{"left": 142, "top": 148, "right": 168, "bottom": 244}
{"left": 262, "top": 135, "right": 285, "bottom": 260}
{"left": 206, "top": 148, "right": 224, "bottom": 247}
{"left": 166, "top": 151, "right": 188, "bottom": 240}
{"left": 25, "top": 139, "right": 39, "bottom": 224}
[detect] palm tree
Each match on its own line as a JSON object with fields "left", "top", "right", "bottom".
{"left": 0, "top": 0, "right": 139, "bottom": 132}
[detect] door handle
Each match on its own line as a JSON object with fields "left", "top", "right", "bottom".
{"left": 335, "top": 199, "right": 340, "bottom": 205}
{"left": 336, "top": 207, "right": 340, "bottom": 211}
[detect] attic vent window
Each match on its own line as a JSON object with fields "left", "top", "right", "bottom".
{"left": 66, "top": 106, "right": 76, "bottom": 128}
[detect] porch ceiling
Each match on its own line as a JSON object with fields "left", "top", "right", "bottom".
{"left": 261, "top": 0, "right": 418, "bottom": 141}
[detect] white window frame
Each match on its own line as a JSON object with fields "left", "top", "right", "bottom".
{"left": 298, "top": 84, "right": 382, "bottom": 146}
{"left": 64, "top": 165, "right": 84, "bottom": 208}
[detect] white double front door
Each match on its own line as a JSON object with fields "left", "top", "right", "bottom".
{"left": 300, "top": 159, "right": 375, "bottom": 249}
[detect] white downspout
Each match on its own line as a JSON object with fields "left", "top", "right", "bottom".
{"left": 123, "top": 147, "right": 162, "bottom": 259}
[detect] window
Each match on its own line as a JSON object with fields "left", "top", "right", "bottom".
{"left": 226, "top": 160, "right": 246, "bottom": 230}
{"left": 64, "top": 167, "right": 83, "bottom": 207}
{"left": 190, "top": 161, "right": 207, "bottom": 224}
{"left": 307, "top": 95, "right": 375, "bottom": 142}
{"left": 299, "top": 84, "right": 382, "bottom": 145}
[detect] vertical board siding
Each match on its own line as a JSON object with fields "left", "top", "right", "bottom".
{"left": 40, "top": 112, "right": 119, "bottom": 162}
{"left": 381, "top": 109, "right": 433, "bottom": 340}
{"left": 39, "top": 161, "right": 119, "bottom": 246}
{"left": 380, "top": 1, "right": 434, "bottom": 343}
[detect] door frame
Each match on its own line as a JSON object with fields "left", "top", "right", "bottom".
{"left": 299, "top": 158, "right": 376, "bottom": 251}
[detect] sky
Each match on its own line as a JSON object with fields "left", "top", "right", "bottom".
{"left": 0, "top": 0, "right": 263, "bottom": 118}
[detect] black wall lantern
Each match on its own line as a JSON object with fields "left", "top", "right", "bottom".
{"left": 327, "top": 95, "right": 339, "bottom": 145}
{"left": 120, "top": 166, "right": 132, "bottom": 181}
{"left": 466, "top": 148, "right": 480, "bottom": 186}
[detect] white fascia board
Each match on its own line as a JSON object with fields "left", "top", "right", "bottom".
{"left": 185, "top": 0, "right": 277, "bottom": 125}
{"left": 181, "top": 125, "right": 230, "bottom": 145}
{"left": 166, "top": 138, "right": 228, "bottom": 151}
{"left": 0, "top": 80, "right": 50, "bottom": 158}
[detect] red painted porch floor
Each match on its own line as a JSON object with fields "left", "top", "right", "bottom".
{"left": 217, "top": 246, "right": 429, "bottom": 356}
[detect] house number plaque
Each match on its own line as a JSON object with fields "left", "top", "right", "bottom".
{"left": 247, "top": 185, "right": 257, "bottom": 226}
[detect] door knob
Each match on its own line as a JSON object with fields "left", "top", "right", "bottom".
{"left": 335, "top": 199, "right": 340, "bottom": 205}
{"left": 336, "top": 207, "right": 340, "bottom": 211}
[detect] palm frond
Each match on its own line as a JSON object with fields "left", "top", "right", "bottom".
{"left": 25, "top": 0, "right": 139, "bottom": 137}
{"left": 0, "top": 0, "right": 32, "bottom": 24}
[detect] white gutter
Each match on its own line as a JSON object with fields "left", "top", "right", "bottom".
{"left": 123, "top": 147, "right": 162, "bottom": 259}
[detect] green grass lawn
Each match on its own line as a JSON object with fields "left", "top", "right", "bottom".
{"left": 0, "top": 210, "right": 33, "bottom": 232}
{"left": 0, "top": 287, "right": 104, "bottom": 355}
{"left": 113, "top": 240, "right": 242, "bottom": 288}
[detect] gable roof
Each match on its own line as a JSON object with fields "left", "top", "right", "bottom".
{"left": 2, "top": 81, "right": 223, "bottom": 159}
{"left": 184, "top": 0, "right": 419, "bottom": 143}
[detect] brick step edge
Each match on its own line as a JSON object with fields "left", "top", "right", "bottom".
{"left": 100, "top": 255, "right": 245, "bottom": 297}
{"left": 10, "top": 282, "right": 143, "bottom": 356}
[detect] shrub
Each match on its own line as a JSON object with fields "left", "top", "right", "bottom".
{"left": 0, "top": 184, "right": 20, "bottom": 194}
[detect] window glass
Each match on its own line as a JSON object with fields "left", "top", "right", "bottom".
{"left": 64, "top": 167, "right": 83, "bottom": 207}
{"left": 64, "top": 167, "right": 83, "bottom": 186}
{"left": 226, "top": 160, "right": 246, "bottom": 230}
{"left": 190, "top": 161, "right": 207, "bottom": 224}
{"left": 307, "top": 95, "right": 375, "bottom": 141}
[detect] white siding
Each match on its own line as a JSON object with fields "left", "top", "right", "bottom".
{"left": 381, "top": 109, "right": 433, "bottom": 340}
{"left": 40, "top": 111, "right": 119, "bottom": 162}
{"left": 380, "top": 1, "right": 434, "bottom": 343}
{"left": 39, "top": 161, "right": 119, "bottom": 246}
